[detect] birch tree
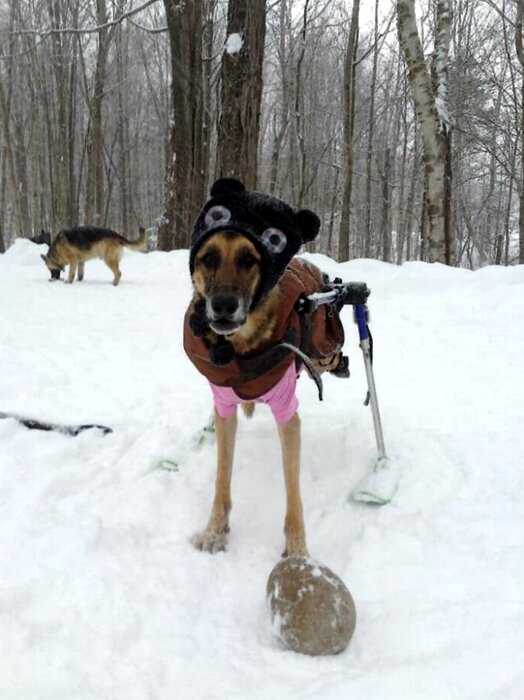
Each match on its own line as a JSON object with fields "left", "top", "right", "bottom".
{"left": 397, "top": 0, "right": 454, "bottom": 264}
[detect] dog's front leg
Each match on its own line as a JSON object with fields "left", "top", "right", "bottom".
{"left": 278, "top": 413, "right": 309, "bottom": 558}
{"left": 67, "top": 262, "right": 77, "bottom": 284}
{"left": 192, "top": 410, "right": 237, "bottom": 553}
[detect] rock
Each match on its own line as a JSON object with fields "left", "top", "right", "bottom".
{"left": 266, "top": 557, "right": 356, "bottom": 656}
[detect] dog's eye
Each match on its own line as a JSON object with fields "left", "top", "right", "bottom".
{"left": 261, "top": 228, "right": 287, "bottom": 254}
{"left": 237, "top": 251, "right": 258, "bottom": 270}
{"left": 205, "top": 205, "right": 231, "bottom": 228}
{"left": 200, "top": 250, "right": 220, "bottom": 269}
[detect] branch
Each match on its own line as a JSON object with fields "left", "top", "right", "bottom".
{"left": 128, "top": 18, "right": 168, "bottom": 34}
{"left": 3, "top": 0, "right": 162, "bottom": 37}
{"left": 479, "top": 0, "right": 516, "bottom": 27}
{"left": 354, "top": 9, "right": 395, "bottom": 67}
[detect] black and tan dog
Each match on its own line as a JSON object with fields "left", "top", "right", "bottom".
{"left": 41, "top": 225, "right": 146, "bottom": 285}
{"left": 184, "top": 179, "right": 344, "bottom": 558}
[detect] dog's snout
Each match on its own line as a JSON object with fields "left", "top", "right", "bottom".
{"left": 211, "top": 294, "right": 239, "bottom": 318}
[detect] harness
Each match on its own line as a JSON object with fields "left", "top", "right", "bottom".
{"left": 183, "top": 258, "right": 345, "bottom": 401}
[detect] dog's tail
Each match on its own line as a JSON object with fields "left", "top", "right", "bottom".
{"left": 242, "top": 402, "right": 255, "bottom": 419}
{"left": 124, "top": 226, "right": 147, "bottom": 251}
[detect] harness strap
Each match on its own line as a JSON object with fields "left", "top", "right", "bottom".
{"left": 234, "top": 329, "right": 297, "bottom": 383}
{"left": 278, "top": 342, "right": 323, "bottom": 401}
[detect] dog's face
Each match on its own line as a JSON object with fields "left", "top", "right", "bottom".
{"left": 192, "top": 232, "right": 262, "bottom": 335}
{"left": 41, "top": 254, "right": 62, "bottom": 281}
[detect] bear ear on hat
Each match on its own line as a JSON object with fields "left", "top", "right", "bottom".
{"left": 295, "top": 208, "right": 320, "bottom": 243}
{"left": 210, "top": 178, "right": 246, "bottom": 198}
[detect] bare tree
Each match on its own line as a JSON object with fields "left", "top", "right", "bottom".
{"left": 0, "top": 0, "right": 519, "bottom": 269}
{"left": 338, "top": 0, "right": 360, "bottom": 262}
{"left": 158, "top": 0, "right": 205, "bottom": 250}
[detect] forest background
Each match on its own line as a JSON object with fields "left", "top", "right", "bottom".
{"left": 0, "top": 0, "right": 520, "bottom": 269}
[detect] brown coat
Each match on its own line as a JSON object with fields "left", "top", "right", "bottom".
{"left": 184, "top": 258, "right": 344, "bottom": 400}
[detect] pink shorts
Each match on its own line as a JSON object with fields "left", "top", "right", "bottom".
{"left": 210, "top": 361, "right": 299, "bottom": 424}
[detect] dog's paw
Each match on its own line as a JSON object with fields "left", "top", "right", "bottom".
{"left": 191, "top": 529, "right": 228, "bottom": 553}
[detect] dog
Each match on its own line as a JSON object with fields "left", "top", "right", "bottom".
{"left": 41, "top": 225, "right": 147, "bottom": 285}
{"left": 184, "top": 178, "right": 345, "bottom": 558}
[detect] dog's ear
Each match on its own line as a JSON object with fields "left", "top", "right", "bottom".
{"left": 295, "top": 209, "right": 320, "bottom": 243}
{"left": 210, "top": 178, "right": 246, "bottom": 198}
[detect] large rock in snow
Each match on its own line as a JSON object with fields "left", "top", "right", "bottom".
{"left": 267, "top": 557, "right": 356, "bottom": 656}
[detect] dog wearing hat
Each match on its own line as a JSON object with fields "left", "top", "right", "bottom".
{"left": 184, "top": 178, "right": 345, "bottom": 557}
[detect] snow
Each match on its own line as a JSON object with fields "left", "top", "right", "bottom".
{"left": 225, "top": 32, "right": 243, "bottom": 55}
{"left": 1, "top": 240, "right": 524, "bottom": 698}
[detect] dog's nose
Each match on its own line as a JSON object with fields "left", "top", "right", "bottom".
{"left": 211, "top": 294, "right": 239, "bottom": 318}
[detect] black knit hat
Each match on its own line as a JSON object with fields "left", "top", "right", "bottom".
{"left": 190, "top": 178, "right": 320, "bottom": 307}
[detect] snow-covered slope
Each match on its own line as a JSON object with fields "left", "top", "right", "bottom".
{"left": 1, "top": 240, "right": 523, "bottom": 699}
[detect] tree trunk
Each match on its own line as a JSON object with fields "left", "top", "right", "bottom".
{"left": 397, "top": 0, "right": 453, "bottom": 264}
{"left": 116, "top": 24, "right": 130, "bottom": 233}
{"left": 403, "top": 123, "right": 419, "bottom": 262}
{"left": 364, "top": 0, "right": 380, "bottom": 258}
{"left": 269, "top": 0, "right": 291, "bottom": 195}
{"left": 294, "top": 0, "right": 310, "bottom": 208}
{"left": 48, "top": 0, "right": 72, "bottom": 231}
{"left": 0, "top": 76, "right": 28, "bottom": 236}
{"left": 0, "top": 149, "right": 6, "bottom": 252}
{"left": 0, "top": 4, "right": 31, "bottom": 236}
{"left": 216, "top": 0, "right": 267, "bottom": 190}
{"left": 381, "top": 147, "right": 392, "bottom": 262}
{"left": 158, "top": 0, "right": 205, "bottom": 250}
{"left": 85, "top": 0, "right": 110, "bottom": 225}
{"left": 338, "top": 0, "right": 360, "bottom": 262}
{"left": 516, "top": 0, "right": 524, "bottom": 263}
{"left": 503, "top": 143, "right": 516, "bottom": 266}
{"left": 202, "top": 0, "right": 216, "bottom": 194}
{"left": 395, "top": 84, "right": 409, "bottom": 264}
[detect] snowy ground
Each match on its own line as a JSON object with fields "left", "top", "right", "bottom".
{"left": 1, "top": 240, "right": 523, "bottom": 699}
